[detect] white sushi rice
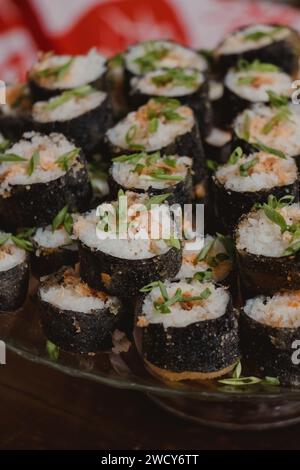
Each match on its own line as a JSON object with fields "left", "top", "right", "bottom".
{"left": 140, "top": 280, "right": 229, "bottom": 328}
{"left": 73, "top": 192, "right": 176, "bottom": 260}
{"left": 209, "top": 80, "right": 224, "bottom": 101}
{"left": 39, "top": 269, "right": 119, "bottom": 314}
{"left": 234, "top": 104, "right": 300, "bottom": 157}
{"left": 0, "top": 234, "right": 26, "bottom": 272}
{"left": 174, "top": 235, "right": 231, "bottom": 281}
{"left": 236, "top": 203, "right": 300, "bottom": 257}
{"left": 131, "top": 68, "right": 204, "bottom": 97}
{"left": 217, "top": 24, "right": 290, "bottom": 55}
{"left": 33, "top": 226, "right": 74, "bottom": 252}
{"left": 225, "top": 68, "right": 291, "bottom": 102}
{"left": 215, "top": 151, "right": 297, "bottom": 192}
{"left": 205, "top": 128, "right": 231, "bottom": 147}
{"left": 106, "top": 101, "right": 194, "bottom": 152}
{"left": 0, "top": 132, "right": 76, "bottom": 196}
{"left": 244, "top": 291, "right": 300, "bottom": 328}
{"left": 30, "top": 49, "right": 106, "bottom": 89}
{"left": 125, "top": 40, "right": 207, "bottom": 74}
{"left": 111, "top": 155, "right": 192, "bottom": 190}
{"left": 33, "top": 90, "right": 106, "bottom": 122}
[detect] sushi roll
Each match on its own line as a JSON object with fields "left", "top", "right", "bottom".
{"left": 31, "top": 206, "right": 78, "bottom": 277}
{"left": 109, "top": 151, "right": 193, "bottom": 206}
{"left": 0, "top": 232, "right": 30, "bottom": 312}
{"left": 28, "top": 49, "right": 107, "bottom": 102}
{"left": 212, "top": 146, "right": 299, "bottom": 232}
{"left": 235, "top": 196, "right": 300, "bottom": 296}
{"left": 0, "top": 132, "right": 91, "bottom": 230}
{"left": 74, "top": 191, "right": 182, "bottom": 297}
{"left": 38, "top": 267, "right": 122, "bottom": 353}
{"left": 32, "top": 86, "right": 113, "bottom": 157}
{"left": 105, "top": 98, "right": 206, "bottom": 183}
{"left": 135, "top": 279, "right": 240, "bottom": 381}
{"left": 215, "top": 24, "right": 300, "bottom": 77}
{"left": 0, "top": 83, "right": 32, "bottom": 141}
{"left": 222, "top": 60, "right": 291, "bottom": 125}
{"left": 174, "top": 234, "right": 234, "bottom": 285}
{"left": 124, "top": 40, "right": 208, "bottom": 93}
{"left": 240, "top": 291, "right": 300, "bottom": 385}
{"left": 204, "top": 127, "right": 232, "bottom": 164}
{"left": 233, "top": 102, "right": 300, "bottom": 169}
{"left": 129, "top": 67, "right": 212, "bottom": 137}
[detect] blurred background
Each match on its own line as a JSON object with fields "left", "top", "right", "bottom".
{"left": 1, "top": 0, "right": 300, "bottom": 82}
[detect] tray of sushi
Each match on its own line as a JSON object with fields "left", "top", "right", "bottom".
{"left": 2, "top": 24, "right": 300, "bottom": 428}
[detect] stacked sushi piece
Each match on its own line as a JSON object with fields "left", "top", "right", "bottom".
{"left": 211, "top": 23, "right": 300, "bottom": 385}
{"left": 1, "top": 24, "right": 300, "bottom": 387}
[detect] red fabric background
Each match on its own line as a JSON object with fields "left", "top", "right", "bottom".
{"left": 1, "top": 0, "right": 300, "bottom": 81}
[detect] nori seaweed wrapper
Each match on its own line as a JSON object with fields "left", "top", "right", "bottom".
{"left": 0, "top": 152, "right": 92, "bottom": 231}
{"left": 31, "top": 245, "right": 78, "bottom": 278}
{"left": 135, "top": 293, "right": 240, "bottom": 375}
{"left": 212, "top": 177, "right": 299, "bottom": 234}
{"left": 78, "top": 242, "right": 182, "bottom": 298}
{"left": 220, "top": 85, "right": 258, "bottom": 127}
{"left": 237, "top": 247, "right": 300, "bottom": 297}
{"left": 33, "top": 95, "right": 113, "bottom": 158}
{"left": 204, "top": 130, "right": 232, "bottom": 164}
{"left": 240, "top": 308, "right": 300, "bottom": 386}
{"left": 0, "top": 255, "right": 29, "bottom": 313}
{"left": 0, "top": 114, "right": 33, "bottom": 142}
{"left": 128, "top": 78, "right": 213, "bottom": 137}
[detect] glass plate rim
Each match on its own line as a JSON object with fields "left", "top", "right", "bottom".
{"left": 7, "top": 341, "right": 300, "bottom": 402}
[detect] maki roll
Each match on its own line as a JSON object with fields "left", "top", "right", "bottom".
{"left": 215, "top": 24, "right": 299, "bottom": 76}
{"left": 32, "top": 86, "right": 112, "bottom": 156}
{"left": 0, "top": 132, "right": 91, "bottom": 230}
{"left": 109, "top": 151, "right": 193, "bottom": 205}
{"left": 233, "top": 103, "right": 300, "bottom": 169}
{"left": 136, "top": 279, "right": 240, "bottom": 381}
{"left": 31, "top": 206, "right": 78, "bottom": 277}
{"left": 38, "top": 267, "right": 122, "bottom": 353}
{"left": 28, "top": 49, "right": 107, "bottom": 102}
{"left": 212, "top": 147, "right": 298, "bottom": 232}
{"left": 222, "top": 60, "right": 291, "bottom": 125}
{"left": 74, "top": 191, "right": 182, "bottom": 297}
{"left": 105, "top": 98, "right": 206, "bottom": 183}
{"left": 0, "top": 232, "right": 30, "bottom": 312}
{"left": 0, "top": 83, "right": 32, "bottom": 141}
{"left": 129, "top": 67, "right": 212, "bottom": 137}
{"left": 235, "top": 197, "right": 300, "bottom": 296}
{"left": 124, "top": 39, "right": 208, "bottom": 92}
{"left": 240, "top": 291, "right": 300, "bottom": 385}
{"left": 174, "top": 234, "right": 234, "bottom": 285}
{"left": 204, "top": 127, "right": 232, "bottom": 164}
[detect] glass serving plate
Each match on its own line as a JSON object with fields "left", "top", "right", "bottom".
{"left": 2, "top": 280, "right": 300, "bottom": 430}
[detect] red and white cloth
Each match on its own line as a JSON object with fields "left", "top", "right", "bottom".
{"left": 1, "top": 0, "right": 300, "bottom": 81}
